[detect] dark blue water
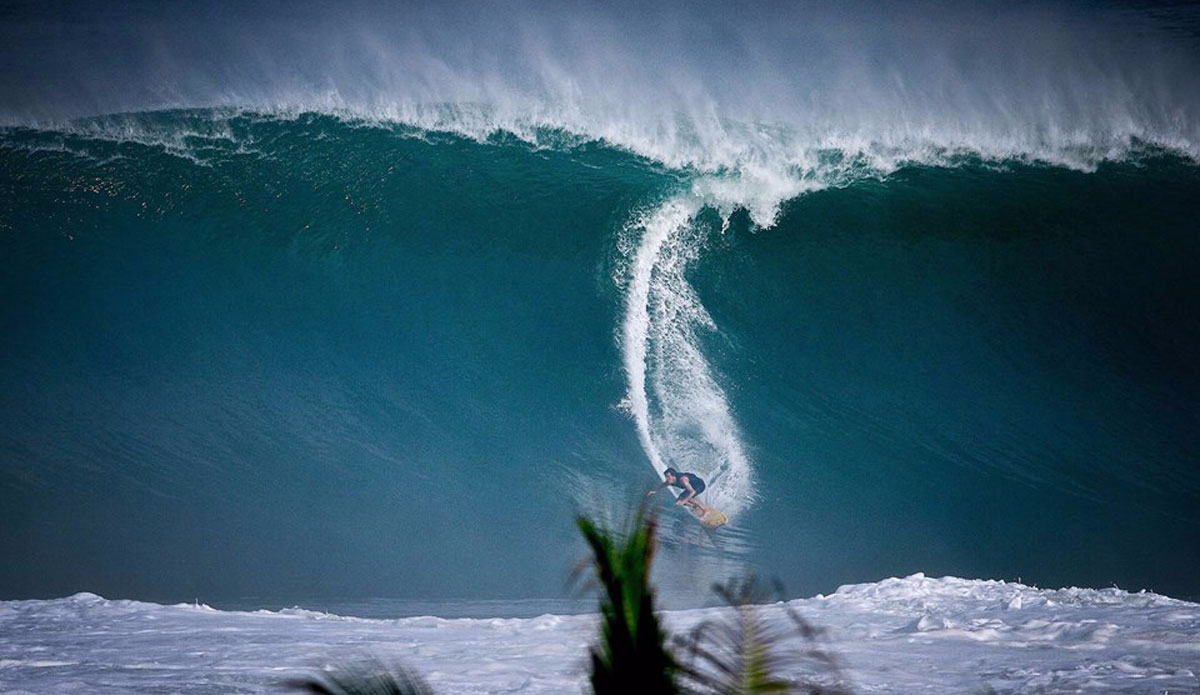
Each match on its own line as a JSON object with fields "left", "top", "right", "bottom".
{"left": 1, "top": 111, "right": 1196, "bottom": 607}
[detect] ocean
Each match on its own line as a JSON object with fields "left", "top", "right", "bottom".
{"left": 3, "top": 1, "right": 1200, "bottom": 692}
{"left": 0, "top": 0, "right": 1198, "bottom": 664}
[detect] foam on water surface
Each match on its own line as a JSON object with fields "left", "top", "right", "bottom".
{"left": 1, "top": 576, "right": 1196, "bottom": 694}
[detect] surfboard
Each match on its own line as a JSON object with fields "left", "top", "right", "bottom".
{"left": 689, "top": 505, "right": 729, "bottom": 529}
{"left": 648, "top": 492, "right": 729, "bottom": 530}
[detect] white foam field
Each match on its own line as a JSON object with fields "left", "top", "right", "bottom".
{"left": 1, "top": 575, "right": 1195, "bottom": 694}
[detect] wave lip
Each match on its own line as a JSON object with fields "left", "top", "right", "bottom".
{"left": 10, "top": 105, "right": 1196, "bottom": 227}
{"left": 5, "top": 1, "right": 1200, "bottom": 223}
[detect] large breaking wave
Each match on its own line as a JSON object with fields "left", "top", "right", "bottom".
{"left": 1, "top": 0, "right": 1199, "bottom": 602}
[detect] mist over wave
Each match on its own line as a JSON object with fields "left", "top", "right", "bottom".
{"left": 4, "top": 0, "right": 1199, "bottom": 220}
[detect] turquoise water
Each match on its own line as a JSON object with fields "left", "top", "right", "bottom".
{"left": 1, "top": 1, "right": 1199, "bottom": 607}
{"left": 1, "top": 112, "right": 1196, "bottom": 605}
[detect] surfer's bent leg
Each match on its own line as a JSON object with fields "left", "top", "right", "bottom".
{"left": 688, "top": 478, "right": 707, "bottom": 513}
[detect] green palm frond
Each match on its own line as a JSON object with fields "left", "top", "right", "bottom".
{"left": 286, "top": 513, "right": 852, "bottom": 695}
{"left": 577, "top": 506, "right": 679, "bottom": 695}
{"left": 283, "top": 658, "right": 435, "bottom": 695}
{"left": 674, "top": 578, "right": 850, "bottom": 695}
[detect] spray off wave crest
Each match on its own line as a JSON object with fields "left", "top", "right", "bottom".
{"left": 616, "top": 197, "right": 756, "bottom": 517}
{"left": 6, "top": 0, "right": 1200, "bottom": 220}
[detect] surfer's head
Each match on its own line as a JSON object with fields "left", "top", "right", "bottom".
{"left": 663, "top": 467, "right": 678, "bottom": 483}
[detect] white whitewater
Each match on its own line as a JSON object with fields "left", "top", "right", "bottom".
{"left": 1, "top": 575, "right": 1195, "bottom": 694}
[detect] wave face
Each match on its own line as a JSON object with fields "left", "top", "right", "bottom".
{"left": 1, "top": 1, "right": 1199, "bottom": 604}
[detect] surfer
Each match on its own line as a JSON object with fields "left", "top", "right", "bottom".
{"left": 647, "top": 467, "right": 708, "bottom": 515}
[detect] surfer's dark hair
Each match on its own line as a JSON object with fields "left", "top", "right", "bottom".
{"left": 663, "top": 467, "right": 679, "bottom": 477}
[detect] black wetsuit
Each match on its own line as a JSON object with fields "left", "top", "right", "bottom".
{"left": 668, "top": 472, "right": 706, "bottom": 496}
